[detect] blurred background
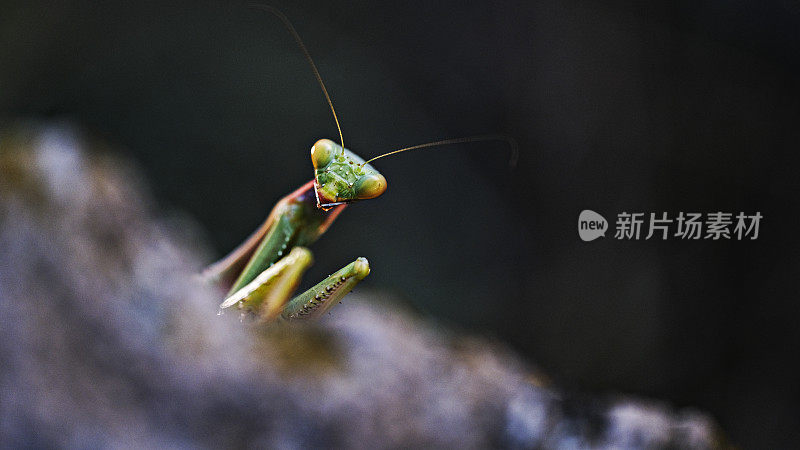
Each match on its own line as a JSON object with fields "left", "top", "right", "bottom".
{"left": 1, "top": 0, "right": 798, "bottom": 447}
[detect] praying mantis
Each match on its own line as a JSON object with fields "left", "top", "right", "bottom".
{"left": 206, "top": 138, "right": 383, "bottom": 322}
{"left": 204, "top": 6, "right": 514, "bottom": 323}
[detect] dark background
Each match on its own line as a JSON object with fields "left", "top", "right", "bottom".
{"left": 2, "top": 1, "right": 798, "bottom": 447}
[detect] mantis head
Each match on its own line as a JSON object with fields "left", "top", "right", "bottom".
{"left": 311, "top": 139, "right": 387, "bottom": 208}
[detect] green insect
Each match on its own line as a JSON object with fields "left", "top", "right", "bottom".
{"left": 205, "top": 6, "right": 513, "bottom": 323}
{"left": 205, "top": 138, "right": 383, "bottom": 322}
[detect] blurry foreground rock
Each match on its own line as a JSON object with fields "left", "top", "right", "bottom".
{"left": 0, "top": 123, "right": 721, "bottom": 448}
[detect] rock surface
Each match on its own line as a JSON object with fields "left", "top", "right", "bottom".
{"left": 0, "top": 123, "right": 721, "bottom": 448}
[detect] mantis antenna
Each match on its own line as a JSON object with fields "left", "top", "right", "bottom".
{"left": 251, "top": 6, "right": 517, "bottom": 167}
{"left": 251, "top": 4, "right": 346, "bottom": 155}
{"left": 361, "top": 135, "right": 519, "bottom": 168}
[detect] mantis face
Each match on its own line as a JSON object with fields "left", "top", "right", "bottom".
{"left": 311, "top": 139, "right": 387, "bottom": 208}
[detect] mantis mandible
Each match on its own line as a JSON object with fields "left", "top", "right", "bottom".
{"left": 205, "top": 6, "right": 514, "bottom": 323}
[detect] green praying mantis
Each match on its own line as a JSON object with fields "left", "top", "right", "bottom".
{"left": 204, "top": 6, "right": 514, "bottom": 323}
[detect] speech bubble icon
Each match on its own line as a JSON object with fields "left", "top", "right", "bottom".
{"left": 578, "top": 210, "right": 608, "bottom": 241}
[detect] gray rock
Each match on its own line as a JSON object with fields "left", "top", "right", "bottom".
{"left": 0, "top": 123, "right": 722, "bottom": 448}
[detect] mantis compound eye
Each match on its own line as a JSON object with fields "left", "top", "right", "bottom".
{"left": 354, "top": 173, "right": 387, "bottom": 200}
{"left": 311, "top": 139, "right": 335, "bottom": 170}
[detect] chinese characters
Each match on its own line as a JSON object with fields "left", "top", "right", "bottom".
{"left": 613, "top": 212, "right": 762, "bottom": 240}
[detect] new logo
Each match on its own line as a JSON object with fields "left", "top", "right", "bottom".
{"left": 578, "top": 210, "right": 608, "bottom": 241}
